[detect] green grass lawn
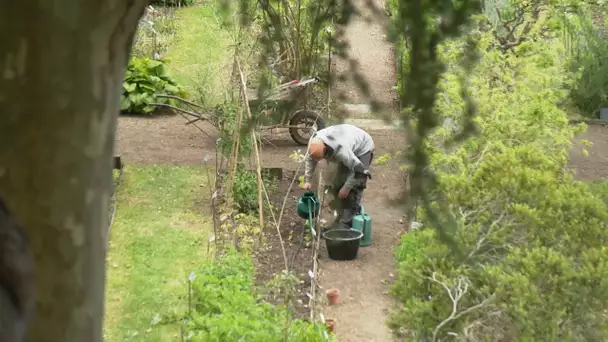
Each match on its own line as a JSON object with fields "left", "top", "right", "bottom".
{"left": 104, "top": 165, "right": 213, "bottom": 342}
{"left": 165, "top": 4, "right": 232, "bottom": 106}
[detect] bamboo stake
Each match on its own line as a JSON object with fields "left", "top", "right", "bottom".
{"left": 309, "top": 171, "right": 325, "bottom": 321}
{"left": 226, "top": 57, "right": 243, "bottom": 203}
{"left": 327, "top": 21, "right": 332, "bottom": 118}
{"left": 308, "top": 27, "right": 333, "bottom": 316}
{"left": 236, "top": 59, "right": 265, "bottom": 230}
{"left": 309, "top": 28, "right": 333, "bottom": 321}
{"left": 260, "top": 182, "right": 289, "bottom": 271}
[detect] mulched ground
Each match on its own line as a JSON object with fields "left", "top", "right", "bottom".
{"left": 252, "top": 173, "right": 317, "bottom": 319}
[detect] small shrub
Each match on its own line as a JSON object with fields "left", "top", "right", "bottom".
{"left": 587, "top": 180, "right": 608, "bottom": 206}
{"left": 121, "top": 57, "right": 186, "bottom": 114}
{"left": 232, "top": 164, "right": 276, "bottom": 214}
{"left": 564, "top": 7, "right": 608, "bottom": 117}
{"left": 390, "top": 156, "right": 608, "bottom": 340}
{"left": 388, "top": 4, "right": 608, "bottom": 340}
{"left": 184, "top": 249, "right": 331, "bottom": 341}
{"left": 214, "top": 101, "right": 252, "bottom": 157}
{"left": 214, "top": 102, "right": 278, "bottom": 214}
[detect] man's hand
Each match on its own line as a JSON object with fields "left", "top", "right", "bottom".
{"left": 338, "top": 187, "right": 350, "bottom": 199}
{"left": 303, "top": 182, "right": 312, "bottom": 190}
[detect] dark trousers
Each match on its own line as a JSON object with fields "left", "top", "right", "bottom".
{"left": 328, "top": 151, "right": 374, "bottom": 229}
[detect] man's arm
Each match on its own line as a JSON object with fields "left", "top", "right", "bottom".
{"left": 334, "top": 147, "right": 365, "bottom": 189}
{"left": 304, "top": 154, "right": 318, "bottom": 183}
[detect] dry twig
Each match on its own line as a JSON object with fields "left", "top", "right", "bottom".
{"left": 426, "top": 272, "right": 494, "bottom": 341}
{"left": 467, "top": 211, "right": 507, "bottom": 259}
{"left": 309, "top": 171, "right": 326, "bottom": 321}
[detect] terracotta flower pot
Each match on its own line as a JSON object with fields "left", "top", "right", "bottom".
{"left": 325, "top": 318, "right": 336, "bottom": 333}
{"left": 326, "top": 288, "right": 340, "bottom": 305}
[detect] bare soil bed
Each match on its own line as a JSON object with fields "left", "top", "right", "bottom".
{"left": 252, "top": 175, "right": 316, "bottom": 319}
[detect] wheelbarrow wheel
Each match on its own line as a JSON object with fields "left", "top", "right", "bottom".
{"left": 289, "top": 109, "right": 326, "bottom": 145}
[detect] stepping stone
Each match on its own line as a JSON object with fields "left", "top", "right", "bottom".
{"left": 344, "top": 118, "right": 403, "bottom": 131}
{"left": 343, "top": 103, "right": 372, "bottom": 113}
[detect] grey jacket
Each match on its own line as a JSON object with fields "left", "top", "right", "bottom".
{"left": 304, "top": 124, "right": 374, "bottom": 189}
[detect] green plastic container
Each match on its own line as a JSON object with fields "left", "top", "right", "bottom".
{"left": 352, "top": 205, "right": 372, "bottom": 247}
{"left": 297, "top": 190, "right": 320, "bottom": 220}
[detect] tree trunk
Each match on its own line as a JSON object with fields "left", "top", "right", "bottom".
{"left": 0, "top": 1, "right": 148, "bottom": 341}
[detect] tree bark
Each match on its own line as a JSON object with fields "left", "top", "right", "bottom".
{"left": 0, "top": 1, "right": 149, "bottom": 341}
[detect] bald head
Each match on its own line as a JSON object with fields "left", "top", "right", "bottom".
{"left": 308, "top": 138, "right": 326, "bottom": 161}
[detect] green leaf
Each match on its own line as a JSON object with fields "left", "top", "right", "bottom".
{"left": 120, "top": 96, "right": 131, "bottom": 111}
{"left": 156, "top": 65, "right": 169, "bottom": 78}
{"left": 147, "top": 60, "right": 162, "bottom": 68}
{"left": 128, "top": 93, "right": 139, "bottom": 103}
{"left": 142, "top": 105, "right": 156, "bottom": 113}
{"left": 141, "top": 94, "right": 155, "bottom": 105}
{"left": 130, "top": 76, "right": 152, "bottom": 83}
{"left": 123, "top": 82, "right": 137, "bottom": 93}
{"left": 164, "top": 84, "right": 179, "bottom": 94}
{"left": 138, "top": 83, "right": 157, "bottom": 92}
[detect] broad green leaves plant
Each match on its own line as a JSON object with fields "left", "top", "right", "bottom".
{"left": 121, "top": 57, "right": 186, "bottom": 114}
{"left": 231, "top": 164, "right": 276, "bottom": 213}
{"left": 184, "top": 250, "right": 332, "bottom": 341}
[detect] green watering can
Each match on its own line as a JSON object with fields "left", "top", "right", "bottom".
{"left": 297, "top": 190, "right": 320, "bottom": 220}
{"left": 352, "top": 204, "right": 372, "bottom": 247}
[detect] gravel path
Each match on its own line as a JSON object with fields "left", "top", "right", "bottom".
{"left": 332, "top": 0, "right": 399, "bottom": 120}
{"left": 320, "top": 0, "right": 402, "bottom": 340}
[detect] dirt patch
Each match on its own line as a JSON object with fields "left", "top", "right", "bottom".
{"left": 252, "top": 175, "right": 315, "bottom": 318}
{"left": 314, "top": 130, "right": 406, "bottom": 342}
{"left": 568, "top": 124, "right": 608, "bottom": 180}
{"left": 116, "top": 114, "right": 311, "bottom": 169}
{"left": 318, "top": 0, "right": 405, "bottom": 338}
{"left": 116, "top": 114, "right": 216, "bottom": 165}
{"left": 331, "top": 0, "right": 398, "bottom": 119}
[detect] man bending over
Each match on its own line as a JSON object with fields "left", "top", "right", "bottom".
{"left": 303, "top": 124, "right": 374, "bottom": 230}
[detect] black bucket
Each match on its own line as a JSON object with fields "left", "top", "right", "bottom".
{"left": 323, "top": 229, "right": 364, "bottom": 261}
